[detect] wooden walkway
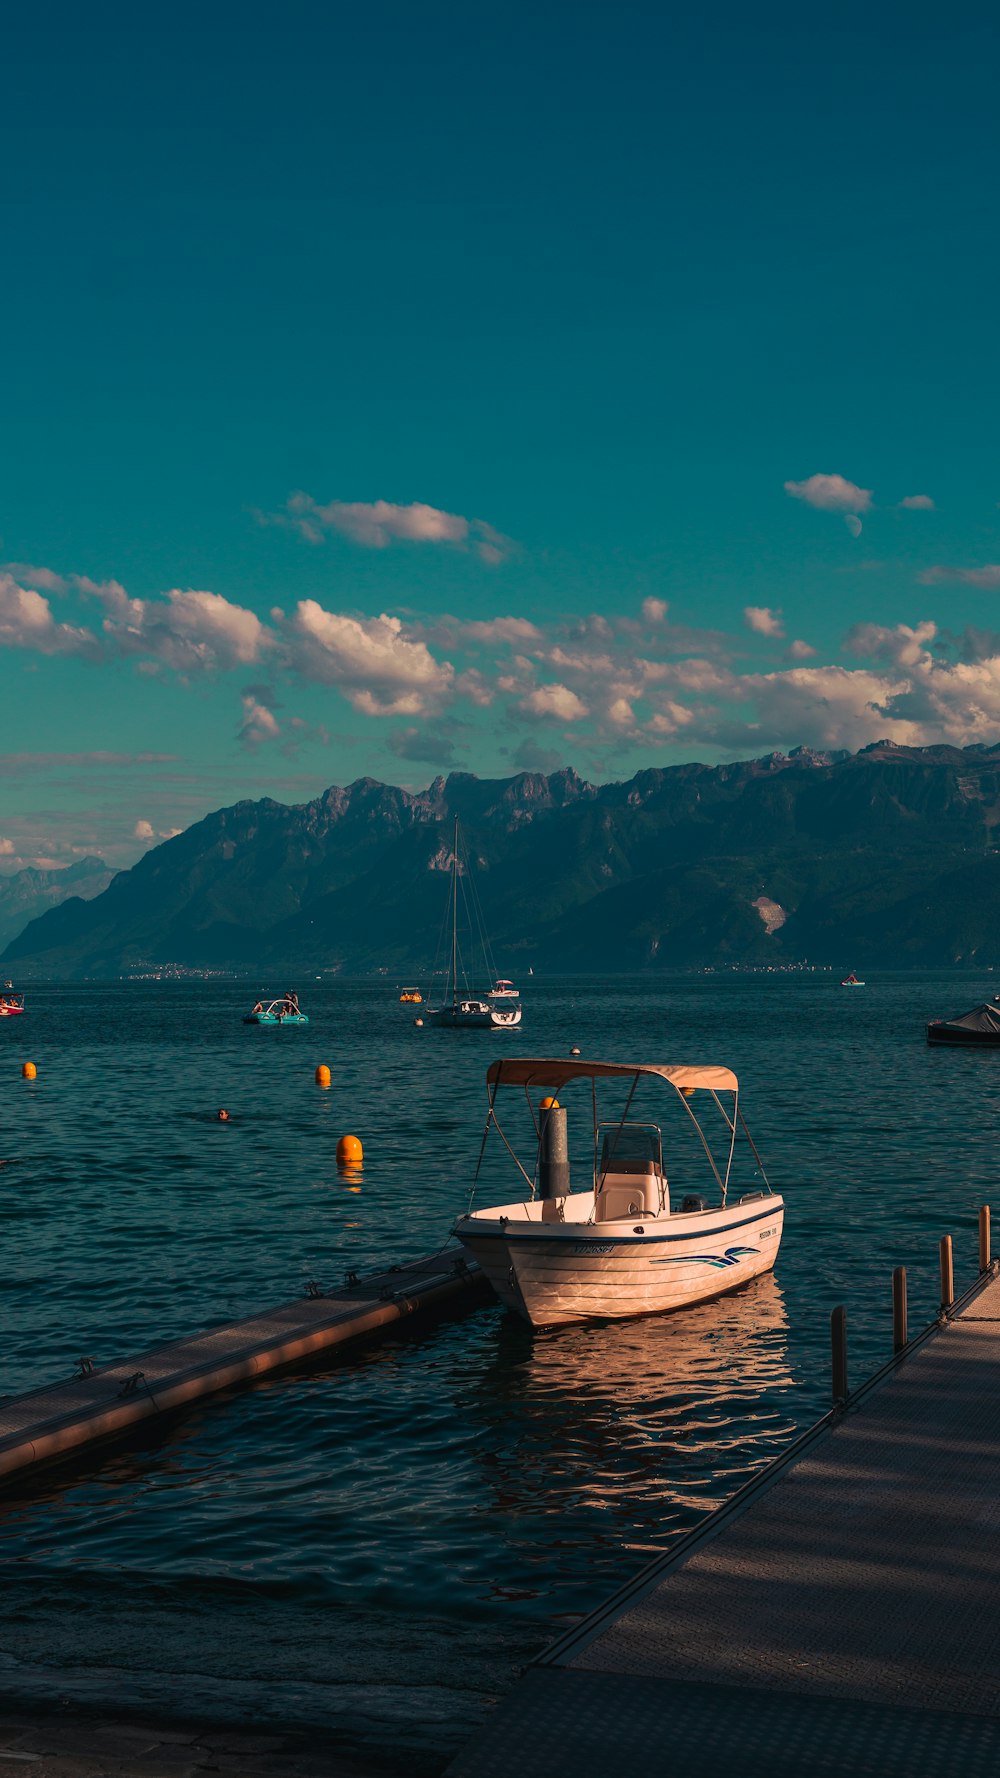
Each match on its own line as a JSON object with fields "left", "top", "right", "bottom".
{"left": 448, "top": 1265, "right": 1000, "bottom": 1778}
{"left": 0, "top": 1249, "right": 487, "bottom": 1486}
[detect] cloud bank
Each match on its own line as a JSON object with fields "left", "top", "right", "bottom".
{"left": 6, "top": 558, "right": 1000, "bottom": 766}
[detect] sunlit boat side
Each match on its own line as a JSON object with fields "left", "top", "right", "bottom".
{"left": 453, "top": 1057, "right": 784, "bottom": 1329}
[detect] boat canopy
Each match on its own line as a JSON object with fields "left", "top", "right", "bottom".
{"left": 931, "top": 1001, "right": 1000, "bottom": 1035}
{"left": 485, "top": 1057, "right": 738, "bottom": 1094}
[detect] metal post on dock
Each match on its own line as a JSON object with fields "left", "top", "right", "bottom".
{"left": 892, "top": 1267, "right": 908, "bottom": 1353}
{"left": 831, "top": 1305, "right": 848, "bottom": 1404}
{"left": 939, "top": 1235, "right": 954, "bottom": 1314}
{"left": 979, "top": 1205, "right": 991, "bottom": 1274}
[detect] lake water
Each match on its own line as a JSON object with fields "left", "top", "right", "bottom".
{"left": 1, "top": 973, "right": 996, "bottom": 1770}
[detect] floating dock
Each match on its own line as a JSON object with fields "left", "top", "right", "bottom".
{"left": 448, "top": 1263, "right": 1000, "bottom": 1778}
{"left": 0, "top": 1249, "right": 487, "bottom": 1486}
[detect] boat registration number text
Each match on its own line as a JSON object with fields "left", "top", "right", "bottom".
{"left": 758, "top": 1226, "right": 777, "bottom": 1240}
{"left": 572, "top": 1242, "right": 615, "bottom": 1255}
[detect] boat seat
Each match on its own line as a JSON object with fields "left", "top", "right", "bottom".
{"left": 596, "top": 1170, "right": 664, "bottom": 1221}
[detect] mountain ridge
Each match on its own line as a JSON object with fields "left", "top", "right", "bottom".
{"left": 0, "top": 856, "right": 115, "bottom": 953}
{"left": 8, "top": 743, "right": 1000, "bottom": 977}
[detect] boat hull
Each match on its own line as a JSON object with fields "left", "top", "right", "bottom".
{"left": 243, "top": 1013, "right": 310, "bottom": 1024}
{"left": 425, "top": 1002, "right": 522, "bottom": 1029}
{"left": 455, "top": 1194, "right": 784, "bottom": 1328}
{"left": 927, "top": 1022, "right": 1000, "bottom": 1046}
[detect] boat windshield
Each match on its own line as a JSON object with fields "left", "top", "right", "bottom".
{"left": 599, "top": 1123, "right": 663, "bottom": 1173}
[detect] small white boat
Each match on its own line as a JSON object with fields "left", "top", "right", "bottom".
{"left": 0, "top": 983, "right": 25, "bottom": 1017}
{"left": 840, "top": 973, "right": 865, "bottom": 987}
{"left": 453, "top": 1057, "right": 784, "bottom": 1328}
{"left": 487, "top": 978, "right": 520, "bottom": 1000}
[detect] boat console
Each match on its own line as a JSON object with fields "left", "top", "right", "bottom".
{"left": 595, "top": 1124, "right": 667, "bottom": 1221}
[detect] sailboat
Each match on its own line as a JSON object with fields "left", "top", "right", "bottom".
{"left": 424, "top": 819, "right": 522, "bottom": 1030}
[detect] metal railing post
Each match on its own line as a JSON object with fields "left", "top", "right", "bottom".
{"left": 892, "top": 1266, "right": 908, "bottom": 1353}
{"left": 939, "top": 1235, "right": 954, "bottom": 1313}
{"left": 979, "top": 1205, "right": 991, "bottom": 1274}
{"left": 831, "top": 1304, "right": 848, "bottom": 1404}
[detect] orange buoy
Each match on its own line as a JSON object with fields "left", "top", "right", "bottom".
{"left": 315, "top": 1064, "right": 331, "bottom": 1087}
{"left": 336, "top": 1134, "right": 363, "bottom": 1168}
{"left": 21, "top": 1061, "right": 36, "bottom": 1080}
{"left": 539, "top": 1095, "right": 560, "bottom": 1110}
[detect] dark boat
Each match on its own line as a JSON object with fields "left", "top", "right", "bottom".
{"left": 926, "top": 999, "right": 1000, "bottom": 1046}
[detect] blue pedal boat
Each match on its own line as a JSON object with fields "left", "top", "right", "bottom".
{"left": 243, "top": 998, "right": 309, "bottom": 1025}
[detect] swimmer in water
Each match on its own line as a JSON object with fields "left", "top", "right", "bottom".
{"left": 217, "top": 1108, "right": 230, "bottom": 1122}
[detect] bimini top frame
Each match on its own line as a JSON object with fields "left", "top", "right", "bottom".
{"left": 471, "top": 1056, "right": 768, "bottom": 1211}
{"left": 485, "top": 1057, "right": 739, "bottom": 1094}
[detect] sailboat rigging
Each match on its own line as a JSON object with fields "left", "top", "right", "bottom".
{"left": 423, "top": 818, "right": 522, "bottom": 1030}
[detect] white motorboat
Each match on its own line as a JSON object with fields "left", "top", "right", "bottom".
{"left": 424, "top": 818, "right": 522, "bottom": 1030}
{"left": 487, "top": 978, "right": 520, "bottom": 1000}
{"left": 453, "top": 1056, "right": 784, "bottom": 1328}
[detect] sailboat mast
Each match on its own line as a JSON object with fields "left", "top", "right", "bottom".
{"left": 451, "top": 815, "right": 459, "bottom": 1006}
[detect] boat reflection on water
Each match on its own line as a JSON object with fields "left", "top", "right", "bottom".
{"left": 472, "top": 1272, "right": 795, "bottom": 1584}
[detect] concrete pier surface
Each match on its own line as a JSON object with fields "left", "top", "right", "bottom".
{"left": 0, "top": 1249, "right": 486, "bottom": 1486}
{"left": 448, "top": 1266, "right": 1000, "bottom": 1778}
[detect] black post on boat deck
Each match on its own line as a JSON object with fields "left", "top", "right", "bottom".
{"left": 892, "top": 1267, "right": 908, "bottom": 1354}
{"left": 979, "top": 1205, "right": 992, "bottom": 1273}
{"left": 831, "top": 1305, "right": 848, "bottom": 1405}
{"left": 538, "top": 1105, "right": 571, "bottom": 1199}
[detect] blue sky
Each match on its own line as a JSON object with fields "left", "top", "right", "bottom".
{"left": 3, "top": 1, "right": 1000, "bottom": 868}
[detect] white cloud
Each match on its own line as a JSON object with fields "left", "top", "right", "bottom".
{"left": 1, "top": 562, "right": 70, "bottom": 593}
{"left": 0, "top": 572, "right": 100, "bottom": 658}
{"left": 846, "top": 620, "right": 938, "bottom": 668}
{"left": 283, "top": 602, "right": 453, "bottom": 714}
{"left": 0, "top": 838, "right": 16, "bottom": 856}
{"left": 453, "top": 667, "right": 494, "bottom": 706}
{"left": 98, "top": 584, "right": 271, "bottom": 673}
{"left": 919, "top": 564, "right": 1000, "bottom": 588}
{"left": 518, "top": 683, "right": 589, "bottom": 721}
{"left": 731, "top": 663, "right": 915, "bottom": 750}
{"left": 134, "top": 817, "right": 183, "bottom": 845}
{"left": 899, "top": 494, "right": 935, "bottom": 510}
{"left": 641, "top": 597, "right": 669, "bottom": 624}
{"left": 744, "top": 606, "right": 785, "bottom": 639}
{"left": 786, "top": 639, "right": 817, "bottom": 660}
{"left": 784, "top": 473, "right": 873, "bottom": 514}
{"left": 238, "top": 693, "right": 281, "bottom": 747}
{"left": 458, "top": 616, "right": 543, "bottom": 645}
{"left": 269, "top": 493, "right": 514, "bottom": 562}
{"left": 639, "top": 657, "right": 733, "bottom": 693}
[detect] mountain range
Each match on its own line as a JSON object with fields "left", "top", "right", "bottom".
{"left": 7, "top": 742, "right": 1000, "bottom": 977}
{"left": 0, "top": 857, "right": 114, "bottom": 956}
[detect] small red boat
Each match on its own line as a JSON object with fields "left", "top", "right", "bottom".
{"left": 0, "top": 984, "right": 25, "bottom": 1016}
